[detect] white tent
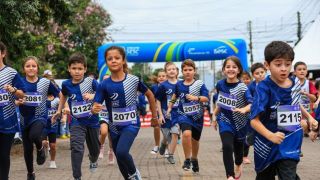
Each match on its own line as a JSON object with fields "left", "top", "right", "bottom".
{"left": 294, "top": 15, "right": 320, "bottom": 70}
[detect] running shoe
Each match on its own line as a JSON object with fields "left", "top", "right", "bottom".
{"left": 167, "top": 155, "right": 175, "bottom": 164}
{"left": 164, "top": 149, "right": 169, "bottom": 158}
{"left": 159, "top": 143, "right": 166, "bottom": 155}
{"left": 191, "top": 159, "right": 199, "bottom": 173}
{"left": 108, "top": 149, "right": 115, "bottom": 165}
{"left": 89, "top": 161, "right": 98, "bottom": 173}
{"left": 243, "top": 157, "right": 251, "bottom": 164}
{"left": 27, "top": 173, "right": 35, "bottom": 180}
{"left": 150, "top": 146, "right": 159, "bottom": 154}
{"left": 49, "top": 161, "right": 57, "bottom": 169}
{"left": 37, "top": 146, "right": 46, "bottom": 165}
{"left": 128, "top": 169, "right": 142, "bottom": 180}
{"left": 182, "top": 159, "right": 191, "bottom": 171}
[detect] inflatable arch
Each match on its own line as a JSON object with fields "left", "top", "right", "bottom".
{"left": 97, "top": 39, "right": 248, "bottom": 81}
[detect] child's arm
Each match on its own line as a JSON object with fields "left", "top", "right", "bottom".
{"left": 251, "top": 116, "right": 285, "bottom": 144}
{"left": 212, "top": 106, "right": 220, "bottom": 131}
{"left": 185, "top": 94, "right": 209, "bottom": 102}
{"left": 52, "top": 92, "right": 67, "bottom": 123}
{"left": 156, "top": 100, "right": 165, "bottom": 125}
{"left": 300, "top": 104, "right": 318, "bottom": 131}
{"left": 233, "top": 104, "right": 251, "bottom": 114}
{"left": 145, "top": 89, "right": 159, "bottom": 126}
{"left": 166, "top": 94, "right": 177, "bottom": 118}
{"left": 301, "top": 91, "right": 317, "bottom": 102}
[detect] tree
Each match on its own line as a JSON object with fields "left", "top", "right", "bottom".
{"left": 0, "top": 0, "right": 112, "bottom": 78}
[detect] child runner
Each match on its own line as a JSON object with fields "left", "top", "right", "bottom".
{"left": 98, "top": 74, "right": 115, "bottom": 164}
{"left": 150, "top": 69, "right": 166, "bottom": 154}
{"left": 240, "top": 71, "right": 254, "bottom": 164}
{"left": 92, "top": 46, "right": 158, "bottom": 180}
{"left": 293, "top": 61, "right": 317, "bottom": 135}
{"left": 43, "top": 92, "right": 59, "bottom": 169}
{"left": 0, "top": 42, "right": 26, "bottom": 180}
{"left": 52, "top": 52, "right": 100, "bottom": 180}
{"left": 213, "top": 56, "right": 252, "bottom": 180}
{"left": 240, "top": 71, "right": 252, "bottom": 86}
{"left": 17, "top": 56, "right": 60, "bottom": 180}
{"left": 167, "top": 59, "right": 209, "bottom": 173}
{"left": 155, "top": 62, "right": 180, "bottom": 163}
{"left": 250, "top": 41, "right": 318, "bottom": 180}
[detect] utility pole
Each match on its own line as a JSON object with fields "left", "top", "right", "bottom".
{"left": 295, "top": 11, "right": 302, "bottom": 46}
{"left": 247, "top": 21, "right": 253, "bottom": 66}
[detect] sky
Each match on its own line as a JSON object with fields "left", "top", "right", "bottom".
{"left": 98, "top": 0, "right": 320, "bottom": 70}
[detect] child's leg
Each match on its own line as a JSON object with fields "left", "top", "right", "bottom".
{"left": 0, "top": 133, "right": 15, "bottom": 180}
{"left": 255, "top": 163, "right": 276, "bottom": 180}
{"left": 276, "top": 159, "right": 300, "bottom": 180}
{"left": 220, "top": 132, "right": 235, "bottom": 178}
{"left": 234, "top": 140, "right": 244, "bottom": 178}
{"left": 48, "top": 133, "right": 57, "bottom": 161}
{"left": 113, "top": 128, "right": 139, "bottom": 179}
{"left": 22, "top": 128, "right": 35, "bottom": 174}
{"left": 70, "top": 125, "right": 86, "bottom": 179}
{"left": 181, "top": 128, "right": 192, "bottom": 159}
{"left": 85, "top": 127, "right": 100, "bottom": 163}
{"left": 99, "top": 123, "right": 108, "bottom": 145}
{"left": 191, "top": 126, "right": 202, "bottom": 159}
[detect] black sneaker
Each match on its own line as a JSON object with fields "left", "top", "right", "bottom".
{"left": 37, "top": 146, "right": 46, "bottom": 165}
{"left": 182, "top": 159, "right": 191, "bottom": 171}
{"left": 27, "top": 173, "right": 35, "bottom": 180}
{"left": 159, "top": 143, "right": 166, "bottom": 156}
{"left": 191, "top": 159, "right": 199, "bottom": 173}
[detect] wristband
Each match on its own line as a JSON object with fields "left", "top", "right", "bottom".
{"left": 151, "top": 117, "right": 157, "bottom": 121}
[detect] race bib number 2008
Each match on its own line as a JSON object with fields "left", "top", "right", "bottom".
{"left": 277, "top": 105, "right": 301, "bottom": 132}
{"left": 217, "top": 92, "right": 237, "bottom": 110}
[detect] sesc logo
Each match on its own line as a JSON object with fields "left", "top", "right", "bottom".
{"left": 126, "top": 47, "right": 140, "bottom": 56}
{"left": 213, "top": 46, "right": 228, "bottom": 54}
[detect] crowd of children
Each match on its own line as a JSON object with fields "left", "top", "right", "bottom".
{"left": 1, "top": 40, "right": 320, "bottom": 180}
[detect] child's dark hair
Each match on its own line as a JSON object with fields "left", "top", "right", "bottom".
{"left": 293, "top": 61, "right": 307, "bottom": 71}
{"left": 68, "top": 52, "right": 87, "bottom": 67}
{"left": 264, "top": 41, "right": 294, "bottom": 63}
{"left": 241, "top": 71, "right": 251, "bottom": 79}
{"left": 0, "top": 41, "right": 7, "bottom": 64}
{"left": 104, "top": 46, "right": 129, "bottom": 73}
{"left": 222, "top": 56, "right": 243, "bottom": 78}
{"left": 251, "top": 62, "right": 266, "bottom": 74}
{"left": 181, "top": 59, "right": 196, "bottom": 70}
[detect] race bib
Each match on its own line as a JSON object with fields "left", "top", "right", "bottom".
{"left": 0, "top": 89, "right": 10, "bottom": 106}
{"left": 71, "top": 101, "right": 92, "bottom": 118}
{"left": 301, "top": 95, "right": 311, "bottom": 112}
{"left": 217, "top": 92, "right": 237, "bottom": 110}
{"left": 47, "top": 108, "right": 57, "bottom": 118}
{"left": 277, "top": 105, "right": 301, "bottom": 132}
{"left": 183, "top": 102, "right": 200, "bottom": 115}
{"left": 112, "top": 105, "right": 137, "bottom": 126}
{"left": 24, "top": 92, "right": 42, "bottom": 106}
{"left": 99, "top": 109, "right": 109, "bottom": 123}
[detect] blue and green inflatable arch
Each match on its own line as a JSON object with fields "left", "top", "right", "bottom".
{"left": 97, "top": 39, "right": 248, "bottom": 81}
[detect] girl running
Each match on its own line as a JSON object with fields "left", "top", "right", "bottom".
{"left": 213, "top": 56, "right": 252, "bottom": 180}
{"left": 0, "top": 41, "right": 26, "bottom": 180}
{"left": 17, "top": 56, "right": 60, "bottom": 180}
{"left": 92, "top": 46, "right": 158, "bottom": 180}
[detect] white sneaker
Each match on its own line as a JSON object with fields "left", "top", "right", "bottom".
{"left": 150, "top": 146, "right": 159, "bottom": 154}
{"left": 164, "top": 149, "right": 169, "bottom": 158}
{"left": 49, "top": 161, "right": 57, "bottom": 169}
